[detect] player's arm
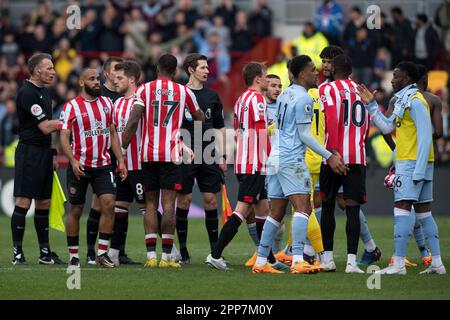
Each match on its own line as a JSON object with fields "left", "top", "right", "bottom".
{"left": 38, "top": 120, "right": 59, "bottom": 135}
{"left": 110, "top": 124, "right": 127, "bottom": 181}
{"left": 213, "top": 95, "right": 227, "bottom": 172}
{"left": 297, "top": 96, "right": 347, "bottom": 175}
{"left": 382, "top": 96, "right": 397, "bottom": 151}
{"left": 430, "top": 95, "right": 443, "bottom": 140}
{"left": 409, "top": 99, "right": 432, "bottom": 182}
{"left": 60, "top": 129, "right": 85, "bottom": 179}
{"left": 358, "top": 84, "right": 397, "bottom": 135}
{"left": 319, "top": 84, "right": 339, "bottom": 154}
{"left": 21, "top": 91, "right": 59, "bottom": 134}
{"left": 122, "top": 103, "right": 144, "bottom": 149}
{"left": 186, "top": 87, "right": 205, "bottom": 122}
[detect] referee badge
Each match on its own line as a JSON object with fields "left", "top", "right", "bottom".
{"left": 31, "top": 104, "right": 43, "bottom": 116}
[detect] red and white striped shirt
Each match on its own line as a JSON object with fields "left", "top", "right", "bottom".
{"left": 233, "top": 88, "right": 270, "bottom": 174}
{"left": 58, "top": 96, "right": 113, "bottom": 168}
{"left": 319, "top": 79, "right": 370, "bottom": 165}
{"left": 113, "top": 95, "right": 142, "bottom": 171}
{"left": 133, "top": 78, "right": 200, "bottom": 163}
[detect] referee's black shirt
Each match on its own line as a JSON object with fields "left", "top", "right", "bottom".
{"left": 182, "top": 86, "right": 225, "bottom": 152}
{"left": 101, "top": 84, "right": 122, "bottom": 103}
{"left": 16, "top": 80, "right": 53, "bottom": 147}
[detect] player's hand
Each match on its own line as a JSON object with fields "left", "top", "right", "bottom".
{"left": 384, "top": 172, "right": 395, "bottom": 189}
{"left": 328, "top": 154, "right": 348, "bottom": 175}
{"left": 118, "top": 160, "right": 127, "bottom": 181}
{"left": 70, "top": 159, "right": 85, "bottom": 180}
{"left": 357, "top": 84, "right": 376, "bottom": 105}
{"left": 219, "top": 162, "right": 227, "bottom": 176}
{"left": 182, "top": 144, "right": 194, "bottom": 164}
{"left": 53, "top": 155, "right": 59, "bottom": 171}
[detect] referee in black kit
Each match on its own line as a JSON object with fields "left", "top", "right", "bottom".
{"left": 11, "top": 53, "right": 64, "bottom": 265}
{"left": 176, "top": 53, "right": 227, "bottom": 264}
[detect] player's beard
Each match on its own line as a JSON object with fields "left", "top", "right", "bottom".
{"left": 85, "top": 85, "right": 101, "bottom": 97}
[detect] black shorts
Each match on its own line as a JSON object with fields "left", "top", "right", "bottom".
{"left": 236, "top": 173, "right": 268, "bottom": 204}
{"left": 14, "top": 143, "right": 54, "bottom": 200}
{"left": 142, "top": 162, "right": 181, "bottom": 191}
{"left": 319, "top": 164, "right": 366, "bottom": 204}
{"left": 179, "top": 163, "right": 222, "bottom": 195}
{"left": 116, "top": 170, "right": 145, "bottom": 204}
{"left": 67, "top": 165, "right": 116, "bottom": 205}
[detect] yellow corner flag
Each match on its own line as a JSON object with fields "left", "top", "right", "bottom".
{"left": 49, "top": 171, "right": 67, "bottom": 232}
{"left": 221, "top": 184, "right": 233, "bottom": 225}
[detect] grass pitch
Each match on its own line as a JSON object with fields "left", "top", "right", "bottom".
{"left": 0, "top": 214, "right": 449, "bottom": 300}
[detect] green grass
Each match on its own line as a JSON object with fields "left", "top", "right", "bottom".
{"left": 0, "top": 215, "right": 449, "bottom": 300}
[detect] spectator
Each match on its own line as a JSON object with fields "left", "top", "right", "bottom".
{"left": 390, "top": 7, "right": 414, "bottom": 67}
{"left": 199, "top": 0, "right": 215, "bottom": 24}
{"left": 122, "top": 8, "right": 148, "bottom": 60}
{"left": 343, "top": 6, "right": 365, "bottom": 48}
{"left": 369, "top": 12, "right": 394, "bottom": 52}
{"left": 347, "top": 27, "right": 373, "bottom": 85}
{"left": 52, "top": 17, "right": 70, "bottom": 48}
{"left": 79, "top": 9, "right": 101, "bottom": 52}
{"left": 178, "top": 0, "right": 200, "bottom": 29}
{"left": 164, "top": 10, "right": 187, "bottom": 41}
{"left": 30, "top": 24, "right": 53, "bottom": 54}
{"left": 209, "top": 15, "right": 231, "bottom": 48}
{"left": 1, "top": 32, "right": 19, "bottom": 67}
{"left": 414, "top": 14, "right": 440, "bottom": 70}
{"left": 230, "top": 10, "right": 252, "bottom": 53}
{"left": 99, "top": 2, "right": 124, "bottom": 52}
{"left": 53, "top": 38, "right": 76, "bottom": 82}
{"left": 435, "top": 0, "right": 450, "bottom": 55}
{"left": 0, "top": 98, "right": 18, "bottom": 147}
{"left": 248, "top": 0, "right": 272, "bottom": 38}
{"left": 267, "top": 51, "right": 289, "bottom": 89}
{"left": 291, "top": 22, "right": 329, "bottom": 69}
{"left": 193, "top": 28, "right": 230, "bottom": 83}
{"left": 141, "top": 0, "right": 174, "bottom": 35}
{"left": 371, "top": 47, "right": 390, "bottom": 89}
{"left": 215, "top": 0, "right": 239, "bottom": 30}
{"left": 314, "top": 0, "right": 344, "bottom": 45}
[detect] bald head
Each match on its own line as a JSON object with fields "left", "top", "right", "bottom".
{"left": 79, "top": 68, "right": 101, "bottom": 98}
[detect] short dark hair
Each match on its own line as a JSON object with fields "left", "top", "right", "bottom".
{"left": 114, "top": 60, "right": 142, "bottom": 83}
{"left": 351, "top": 6, "right": 362, "bottom": 14}
{"left": 242, "top": 62, "right": 266, "bottom": 86}
{"left": 183, "top": 53, "right": 208, "bottom": 75}
{"left": 332, "top": 54, "right": 353, "bottom": 77}
{"left": 396, "top": 61, "right": 419, "bottom": 83}
{"left": 417, "top": 13, "right": 428, "bottom": 24}
{"left": 415, "top": 63, "right": 428, "bottom": 81}
{"left": 289, "top": 55, "right": 312, "bottom": 79}
{"left": 103, "top": 56, "right": 123, "bottom": 73}
{"left": 320, "top": 45, "right": 344, "bottom": 60}
{"left": 391, "top": 7, "right": 403, "bottom": 16}
{"left": 267, "top": 74, "right": 280, "bottom": 80}
{"left": 157, "top": 53, "right": 178, "bottom": 75}
{"left": 28, "top": 52, "right": 52, "bottom": 75}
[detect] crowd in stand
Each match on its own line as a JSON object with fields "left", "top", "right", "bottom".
{"left": 0, "top": 0, "right": 450, "bottom": 166}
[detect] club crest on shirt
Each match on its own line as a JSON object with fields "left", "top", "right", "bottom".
{"left": 304, "top": 104, "right": 312, "bottom": 113}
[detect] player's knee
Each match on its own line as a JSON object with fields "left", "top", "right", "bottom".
{"left": 203, "top": 195, "right": 217, "bottom": 211}
{"left": 15, "top": 197, "right": 32, "bottom": 210}
{"left": 177, "top": 194, "right": 192, "bottom": 210}
{"left": 336, "top": 195, "right": 346, "bottom": 211}
{"left": 100, "top": 196, "right": 115, "bottom": 215}
{"left": 69, "top": 204, "right": 84, "bottom": 218}
{"left": 35, "top": 199, "right": 50, "bottom": 209}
